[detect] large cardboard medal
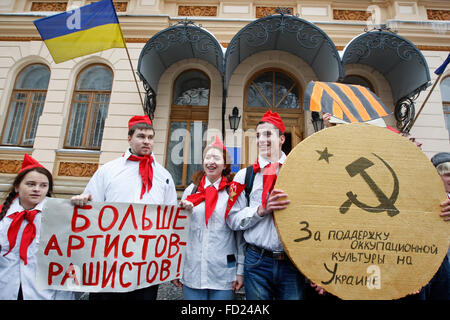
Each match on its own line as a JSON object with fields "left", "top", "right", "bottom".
{"left": 274, "top": 123, "right": 449, "bottom": 300}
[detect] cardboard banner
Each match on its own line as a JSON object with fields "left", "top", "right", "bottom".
{"left": 274, "top": 123, "right": 449, "bottom": 300}
{"left": 36, "top": 198, "right": 191, "bottom": 292}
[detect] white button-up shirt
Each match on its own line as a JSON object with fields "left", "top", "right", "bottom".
{"left": 226, "top": 153, "right": 287, "bottom": 252}
{"left": 181, "top": 177, "right": 245, "bottom": 290}
{"left": 0, "top": 197, "right": 75, "bottom": 300}
{"left": 84, "top": 149, "right": 177, "bottom": 205}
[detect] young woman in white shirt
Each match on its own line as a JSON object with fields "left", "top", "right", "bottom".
{"left": 0, "top": 154, "right": 74, "bottom": 300}
{"left": 173, "top": 137, "right": 244, "bottom": 300}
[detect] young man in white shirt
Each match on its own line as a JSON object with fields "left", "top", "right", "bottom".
{"left": 225, "top": 110, "right": 306, "bottom": 300}
{"left": 71, "top": 115, "right": 177, "bottom": 300}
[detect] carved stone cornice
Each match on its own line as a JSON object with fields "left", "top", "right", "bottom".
{"left": 31, "top": 1, "right": 127, "bottom": 12}
{"left": 57, "top": 162, "right": 98, "bottom": 177}
{"left": 0, "top": 159, "right": 22, "bottom": 174}
{"left": 31, "top": 2, "right": 67, "bottom": 12}
{"left": 113, "top": 2, "right": 128, "bottom": 12}
{"left": 178, "top": 6, "right": 217, "bottom": 17}
{"left": 417, "top": 45, "right": 450, "bottom": 51}
{"left": 427, "top": 9, "right": 450, "bottom": 21}
{"left": 256, "top": 7, "right": 294, "bottom": 18}
{"left": 333, "top": 9, "right": 372, "bottom": 21}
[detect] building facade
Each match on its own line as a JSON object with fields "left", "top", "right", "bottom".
{"left": 0, "top": 0, "right": 449, "bottom": 199}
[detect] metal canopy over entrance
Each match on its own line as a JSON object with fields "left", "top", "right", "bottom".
{"left": 224, "top": 13, "right": 344, "bottom": 89}
{"left": 137, "top": 20, "right": 224, "bottom": 117}
{"left": 137, "top": 15, "right": 431, "bottom": 133}
{"left": 138, "top": 13, "right": 345, "bottom": 119}
{"left": 342, "top": 29, "right": 431, "bottom": 130}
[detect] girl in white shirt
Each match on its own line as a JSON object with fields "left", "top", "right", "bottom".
{"left": 173, "top": 137, "right": 244, "bottom": 300}
{"left": 0, "top": 154, "right": 74, "bottom": 300}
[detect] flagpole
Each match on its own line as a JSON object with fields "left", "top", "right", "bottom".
{"left": 124, "top": 45, "right": 146, "bottom": 114}
{"left": 114, "top": 0, "right": 146, "bottom": 115}
{"left": 409, "top": 53, "right": 450, "bottom": 131}
{"left": 408, "top": 72, "right": 443, "bottom": 130}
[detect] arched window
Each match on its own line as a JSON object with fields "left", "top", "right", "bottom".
{"left": 243, "top": 69, "right": 303, "bottom": 166}
{"left": 441, "top": 76, "right": 450, "bottom": 139}
{"left": 173, "top": 70, "right": 209, "bottom": 106}
{"left": 343, "top": 75, "right": 376, "bottom": 93}
{"left": 1, "top": 64, "right": 50, "bottom": 146}
{"left": 65, "top": 64, "right": 113, "bottom": 149}
{"left": 166, "top": 69, "right": 209, "bottom": 188}
{"left": 247, "top": 70, "right": 301, "bottom": 109}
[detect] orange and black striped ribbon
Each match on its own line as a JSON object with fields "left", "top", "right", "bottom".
{"left": 304, "top": 81, "right": 390, "bottom": 123}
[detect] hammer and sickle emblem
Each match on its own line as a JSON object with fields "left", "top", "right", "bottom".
{"left": 339, "top": 153, "right": 400, "bottom": 217}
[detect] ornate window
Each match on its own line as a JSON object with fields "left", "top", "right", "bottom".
{"left": 65, "top": 64, "right": 112, "bottom": 149}
{"left": 1, "top": 64, "right": 50, "bottom": 147}
{"left": 243, "top": 69, "right": 303, "bottom": 166}
{"left": 166, "top": 69, "right": 209, "bottom": 189}
{"left": 441, "top": 76, "right": 450, "bottom": 139}
{"left": 246, "top": 69, "right": 301, "bottom": 110}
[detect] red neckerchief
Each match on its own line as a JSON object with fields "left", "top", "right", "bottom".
{"left": 224, "top": 158, "right": 281, "bottom": 221}
{"left": 253, "top": 158, "right": 280, "bottom": 209}
{"left": 186, "top": 175, "right": 229, "bottom": 227}
{"left": 127, "top": 154, "right": 154, "bottom": 199}
{"left": 3, "top": 209, "right": 39, "bottom": 265}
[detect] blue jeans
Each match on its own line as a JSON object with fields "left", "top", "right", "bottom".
{"left": 422, "top": 255, "right": 450, "bottom": 300}
{"left": 183, "top": 285, "right": 234, "bottom": 300}
{"left": 244, "top": 246, "right": 306, "bottom": 300}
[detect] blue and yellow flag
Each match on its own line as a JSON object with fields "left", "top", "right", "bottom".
{"left": 33, "top": 0, "right": 125, "bottom": 63}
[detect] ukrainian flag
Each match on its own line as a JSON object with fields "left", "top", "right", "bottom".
{"left": 33, "top": 0, "right": 125, "bottom": 64}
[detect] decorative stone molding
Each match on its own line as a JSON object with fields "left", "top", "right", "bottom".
{"left": 57, "top": 162, "right": 98, "bottom": 177}
{"left": 31, "top": 1, "right": 127, "bottom": 12}
{"left": 333, "top": 44, "right": 450, "bottom": 52}
{"left": 427, "top": 9, "right": 450, "bottom": 21}
{"left": 417, "top": 45, "right": 450, "bottom": 51}
{"left": 333, "top": 9, "right": 371, "bottom": 21}
{"left": 54, "top": 149, "right": 100, "bottom": 178}
{"left": 256, "top": 7, "right": 294, "bottom": 18}
{"left": 31, "top": 2, "right": 67, "bottom": 11}
{"left": 178, "top": 6, "right": 217, "bottom": 16}
{"left": 113, "top": 2, "right": 128, "bottom": 12}
{"left": 0, "top": 159, "right": 22, "bottom": 174}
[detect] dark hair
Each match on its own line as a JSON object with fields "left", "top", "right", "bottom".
{"left": 0, "top": 166, "right": 53, "bottom": 221}
{"left": 191, "top": 146, "right": 235, "bottom": 186}
{"left": 257, "top": 121, "right": 283, "bottom": 136}
{"left": 128, "top": 123, "right": 154, "bottom": 137}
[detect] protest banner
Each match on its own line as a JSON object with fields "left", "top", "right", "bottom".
{"left": 274, "top": 123, "right": 449, "bottom": 300}
{"left": 36, "top": 198, "right": 191, "bottom": 292}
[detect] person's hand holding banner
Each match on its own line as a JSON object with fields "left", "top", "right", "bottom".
{"left": 36, "top": 198, "right": 191, "bottom": 293}
{"left": 274, "top": 123, "right": 449, "bottom": 300}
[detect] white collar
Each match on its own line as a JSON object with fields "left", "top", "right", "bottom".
{"left": 5, "top": 197, "right": 46, "bottom": 218}
{"left": 124, "top": 148, "right": 154, "bottom": 159}
{"left": 204, "top": 176, "right": 221, "bottom": 189}
{"left": 258, "top": 151, "right": 287, "bottom": 168}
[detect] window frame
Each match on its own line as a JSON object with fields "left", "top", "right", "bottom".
{"left": 0, "top": 63, "right": 50, "bottom": 147}
{"left": 165, "top": 69, "right": 210, "bottom": 189}
{"left": 242, "top": 68, "right": 304, "bottom": 167}
{"left": 64, "top": 63, "right": 113, "bottom": 150}
{"left": 244, "top": 68, "right": 303, "bottom": 114}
